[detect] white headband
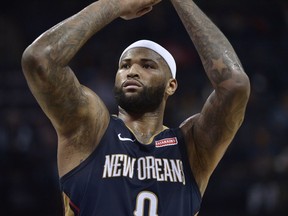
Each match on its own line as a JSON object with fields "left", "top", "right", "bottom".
{"left": 119, "top": 40, "right": 177, "bottom": 78}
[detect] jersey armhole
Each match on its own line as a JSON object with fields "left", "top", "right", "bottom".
{"left": 175, "top": 127, "right": 202, "bottom": 212}
{"left": 60, "top": 117, "right": 113, "bottom": 184}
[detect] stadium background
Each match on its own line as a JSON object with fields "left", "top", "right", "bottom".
{"left": 0, "top": 0, "right": 287, "bottom": 215}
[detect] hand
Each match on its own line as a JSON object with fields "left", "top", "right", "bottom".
{"left": 118, "top": 0, "right": 161, "bottom": 20}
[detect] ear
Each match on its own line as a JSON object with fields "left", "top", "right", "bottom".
{"left": 166, "top": 79, "right": 178, "bottom": 96}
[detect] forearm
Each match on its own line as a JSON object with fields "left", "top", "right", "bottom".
{"left": 171, "top": 0, "right": 247, "bottom": 89}
{"left": 26, "top": 0, "right": 121, "bottom": 67}
{"left": 173, "top": 0, "right": 250, "bottom": 194}
{"left": 21, "top": 0, "right": 120, "bottom": 133}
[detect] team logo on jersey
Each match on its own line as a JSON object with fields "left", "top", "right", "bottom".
{"left": 118, "top": 133, "right": 136, "bottom": 142}
{"left": 155, "top": 137, "right": 178, "bottom": 148}
{"left": 102, "top": 154, "right": 186, "bottom": 185}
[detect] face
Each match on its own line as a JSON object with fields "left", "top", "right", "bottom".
{"left": 114, "top": 48, "right": 172, "bottom": 114}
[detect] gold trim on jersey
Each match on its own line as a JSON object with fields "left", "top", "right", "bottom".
{"left": 62, "top": 192, "right": 75, "bottom": 216}
{"left": 126, "top": 125, "right": 169, "bottom": 144}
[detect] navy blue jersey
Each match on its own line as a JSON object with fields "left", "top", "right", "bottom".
{"left": 60, "top": 116, "right": 202, "bottom": 216}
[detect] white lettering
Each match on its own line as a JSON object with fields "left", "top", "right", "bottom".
{"left": 155, "top": 158, "right": 164, "bottom": 181}
{"left": 112, "top": 154, "right": 123, "bottom": 177}
{"left": 145, "top": 156, "right": 156, "bottom": 179}
{"left": 137, "top": 157, "right": 146, "bottom": 180}
{"left": 102, "top": 155, "right": 115, "bottom": 178}
{"left": 122, "top": 155, "right": 136, "bottom": 178}
{"left": 171, "top": 160, "right": 186, "bottom": 185}
{"left": 102, "top": 154, "right": 185, "bottom": 184}
{"left": 163, "top": 159, "right": 173, "bottom": 182}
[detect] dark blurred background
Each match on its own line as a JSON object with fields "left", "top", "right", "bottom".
{"left": 0, "top": 0, "right": 288, "bottom": 215}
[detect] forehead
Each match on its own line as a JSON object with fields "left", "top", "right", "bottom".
{"left": 120, "top": 47, "right": 165, "bottom": 63}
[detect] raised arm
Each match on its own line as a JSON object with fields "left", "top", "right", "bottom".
{"left": 21, "top": 0, "right": 161, "bottom": 176}
{"left": 171, "top": 0, "right": 250, "bottom": 195}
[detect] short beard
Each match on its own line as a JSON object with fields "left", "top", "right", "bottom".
{"left": 114, "top": 83, "right": 166, "bottom": 114}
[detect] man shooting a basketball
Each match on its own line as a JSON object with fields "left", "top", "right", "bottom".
{"left": 21, "top": 0, "right": 250, "bottom": 215}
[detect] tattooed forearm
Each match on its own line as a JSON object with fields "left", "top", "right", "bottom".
{"left": 22, "top": 0, "right": 121, "bottom": 133}
{"left": 171, "top": 0, "right": 245, "bottom": 88}
{"left": 40, "top": 1, "right": 121, "bottom": 67}
{"left": 174, "top": 0, "right": 250, "bottom": 192}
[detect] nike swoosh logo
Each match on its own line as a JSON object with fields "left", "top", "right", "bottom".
{"left": 118, "top": 133, "right": 135, "bottom": 142}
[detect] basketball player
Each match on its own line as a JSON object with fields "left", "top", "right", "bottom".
{"left": 21, "top": 0, "right": 250, "bottom": 215}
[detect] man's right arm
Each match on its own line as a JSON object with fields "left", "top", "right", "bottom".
{"left": 21, "top": 0, "right": 121, "bottom": 136}
{"left": 21, "top": 0, "right": 161, "bottom": 176}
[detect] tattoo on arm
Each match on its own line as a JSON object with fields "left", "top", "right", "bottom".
{"left": 29, "top": 2, "right": 121, "bottom": 130}
{"left": 171, "top": 0, "right": 245, "bottom": 88}
{"left": 42, "top": 66, "right": 88, "bottom": 126}
{"left": 46, "top": 2, "right": 120, "bottom": 67}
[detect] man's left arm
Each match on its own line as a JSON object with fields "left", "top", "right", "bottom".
{"left": 172, "top": 0, "right": 250, "bottom": 195}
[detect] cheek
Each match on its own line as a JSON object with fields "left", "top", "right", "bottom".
{"left": 114, "top": 72, "right": 125, "bottom": 87}
{"left": 149, "top": 75, "right": 166, "bottom": 86}
{"left": 114, "top": 75, "right": 120, "bottom": 87}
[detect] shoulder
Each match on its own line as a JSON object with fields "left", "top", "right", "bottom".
{"left": 179, "top": 113, "right": 200, "bottom": 139}
{"left": 57, "top": 93, "right": 110, "bottom": 177}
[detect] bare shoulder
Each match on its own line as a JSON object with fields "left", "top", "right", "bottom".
{"left": 179, "top": 89, "right": 249, "bottom": 196}
{"left": 57, "top": 86, "right": 110, "bottom": 177}
{"left": 180, "top": 112, "right": 229, "bottom": 196}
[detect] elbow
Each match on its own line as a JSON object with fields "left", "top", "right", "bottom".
{"left": 218, "top": 70, "right": 250, "bottom": 101}
{"left": 239, "top": 72, "right": 250, "bottom": 95}
{"left": 21, "top": 43, "right": 51, "bottom": 78}
{"left": 232, "top": 72, "right": 251, "bottom": 100}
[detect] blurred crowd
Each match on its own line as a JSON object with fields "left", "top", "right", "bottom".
{"left": 0, "top": 0, "right": 288, "bottom": 215}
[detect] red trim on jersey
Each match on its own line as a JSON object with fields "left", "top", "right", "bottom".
{"left": 69, "top": 199, "right": 80, "bottom": 215}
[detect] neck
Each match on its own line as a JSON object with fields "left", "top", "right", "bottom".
{"left": 118, "top": 107, "right": 165, "bottom": 144}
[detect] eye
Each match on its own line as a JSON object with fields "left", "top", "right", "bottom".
{"left": 142, "top": 64, "right": 154, "bottom": 69}
{"left": 121, "top": 63, "right": 130, "bottom": 69}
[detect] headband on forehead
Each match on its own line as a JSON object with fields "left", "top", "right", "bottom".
{"left": 119, "top": 40, "right": 177, "bottom": 78}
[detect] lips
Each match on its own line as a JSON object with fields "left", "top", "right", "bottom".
{"left": 122, "top": 80, "right": 143, "bottom": 88}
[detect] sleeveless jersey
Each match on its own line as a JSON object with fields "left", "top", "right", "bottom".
{"left": 60, "top": 116, "right": 202, "bottom": 216}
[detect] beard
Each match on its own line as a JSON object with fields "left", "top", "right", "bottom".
{"left": 114, "top": 83, "right": 166, "bottom": 114}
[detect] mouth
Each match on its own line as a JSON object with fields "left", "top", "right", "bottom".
{"left": 122, "top": 79, "right": 143, "bottom": 89}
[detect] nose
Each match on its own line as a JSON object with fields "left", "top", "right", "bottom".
{"left": 127, "top": 64, "right": 140, "bottom": 78}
